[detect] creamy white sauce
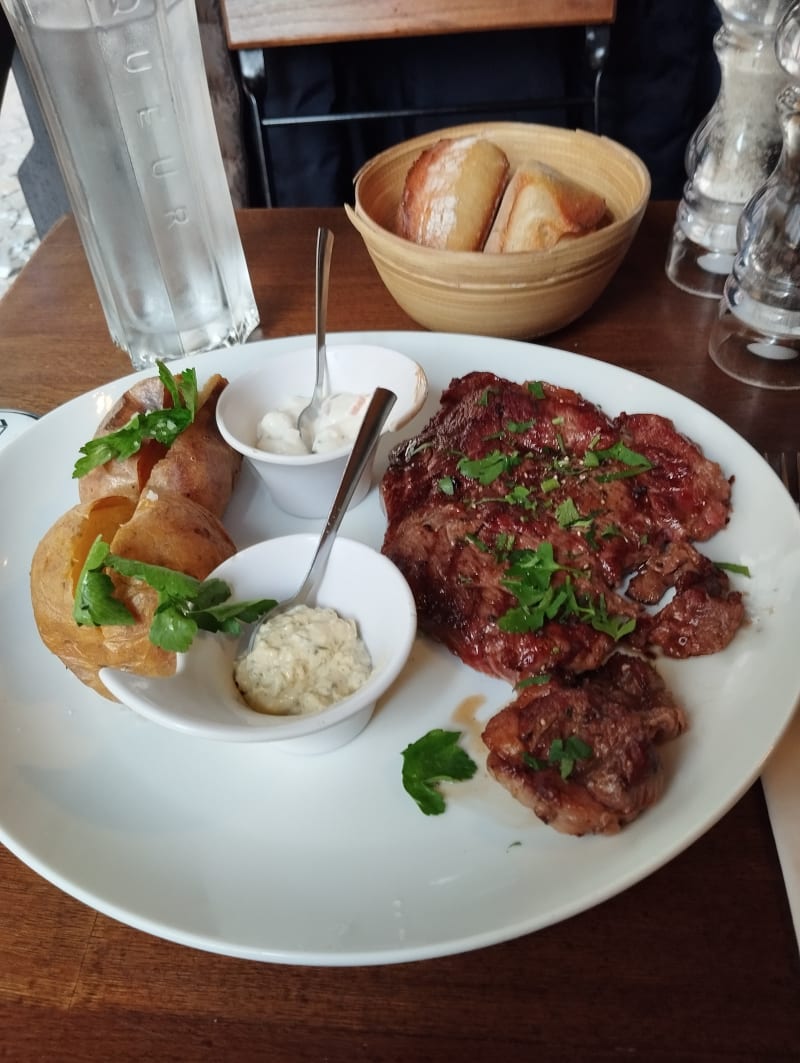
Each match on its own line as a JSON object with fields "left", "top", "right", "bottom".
{"left": 255, "top": 392, "right": 369, "bottom": 455}
{"left": 234, "top": 604, "right": 373, "bottom": 716}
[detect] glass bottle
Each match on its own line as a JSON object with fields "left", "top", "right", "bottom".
{"left": 665, "top": 0, "right": 789, "bottom": 298}
{"left": 708, "top": 1, "right": 800, "bottom": 388}
{"left": 0, "top": 0, "right": 260, "bottom": 370}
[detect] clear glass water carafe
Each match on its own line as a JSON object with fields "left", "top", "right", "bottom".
{"left": 1, "top": 0, "right": 260, "bottom": 370}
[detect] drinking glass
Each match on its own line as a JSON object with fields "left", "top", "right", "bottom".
{"left": 1, "top": 0, "right": 260, "bottom": 370}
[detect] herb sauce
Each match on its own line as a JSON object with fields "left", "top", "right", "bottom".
{"left": 234, "top": 604, "right": 372, "bottom": 716}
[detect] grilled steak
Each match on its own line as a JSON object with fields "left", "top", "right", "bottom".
{"left": 381, "top": 372, "right": 745, "bottom": 833}
{"left": 482, "top": 654, "right": 688, "bottom": 835}
{"left": 381, "top": 371, "right": 742, "bottom": 675}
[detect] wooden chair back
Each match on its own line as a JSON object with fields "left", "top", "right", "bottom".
{"left": 221, "top": 0, "right": 616, "bottom": 49}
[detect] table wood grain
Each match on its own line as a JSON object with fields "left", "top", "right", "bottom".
{"left": 1, "top": 204, "right": 798, "bottom": 1062}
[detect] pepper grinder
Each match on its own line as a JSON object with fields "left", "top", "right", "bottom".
{"left": 709, "top": 1, "right": 800, "bottom": 388}
{"left": 665, "top": 0, "right": 789, "bottom": 298}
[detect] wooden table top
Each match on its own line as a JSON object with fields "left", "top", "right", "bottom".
{"left": 0, "top": 204, "right": 798, "bottom": 1061}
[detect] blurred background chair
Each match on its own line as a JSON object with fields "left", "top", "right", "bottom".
{"left": 218, "top": 0, "right": 618, "bottom": 206}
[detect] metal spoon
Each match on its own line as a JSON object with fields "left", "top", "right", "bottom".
{"left": 246, "top": 386, "right": 397, "bottom": 652}
{"left": 297, "top": 226, "right": 334, "bottom": 451}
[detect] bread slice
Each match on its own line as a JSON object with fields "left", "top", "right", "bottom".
{"left": 397, "top": 136, "right": 510, "bottom": 251}
{"left": 484, "top": 160, "right": 607, "bottom": 253}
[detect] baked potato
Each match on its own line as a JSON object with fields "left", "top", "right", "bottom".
{"left": 32, "top": 366, "right": 243, "bottom": 700}
{"left": 30, "top": 489, "right": 237, "bottom": 700}
{"left": 77, "top": 372, "right": 241, "bottom": 514}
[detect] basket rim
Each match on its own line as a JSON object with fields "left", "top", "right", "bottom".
{"left": 352, "top": 119, "right": 652, "bottom": 191}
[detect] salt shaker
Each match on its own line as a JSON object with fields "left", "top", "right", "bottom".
{"left": 665, "top": 0, "right": 789, "bottom": 298}
{"left": 1, "top": 0, "right": 260, "bottom": 371}
{"left": 708, "top": 1, "right": 800, "bottom": 389}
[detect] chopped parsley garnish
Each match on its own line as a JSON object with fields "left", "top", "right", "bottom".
{"left": 713, "top": 561, "right": 751, "bottom": 577}
{"left": 73, "top": 537, "right": 275, "bottom": 652}
{"left": 457, "top": 450, "right": 521, "bottom": 485}
{"left": 515, "top": 674, "right": 551, "bottom": 690}
{"left": 438, "top": 476, "right": 455, "bottom": 495}
{"left": 401, "top": 729, "right": 478, "bottom": 815}
{"left": 494, "top": 532, "right": 516, "bottom": 556}
{"left": 73, "top": 361, "right": 198, "bottom": 479}
{"left": 554, "top": 497, "right": 582, "bottom": 528}
{"left": 592, "top": 440, "right": 653, "bottom": 482}
{"left": 506, "top": 418, "right": 535, "bottom": 434}
{"left": 527, "top": 380, "right": 546, "bottom": 400}
{"left": 523, "top": 735, "right": 593, "bottom": 780}
{"left": 497, "top": 542, "right": 636, "bottom": 640}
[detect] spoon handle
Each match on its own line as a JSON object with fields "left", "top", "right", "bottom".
{"left": 314, "top": 227, "right": 334, "bottom": 399}
{"left": 296, "top": 386, "right": 397, "bottom": 605}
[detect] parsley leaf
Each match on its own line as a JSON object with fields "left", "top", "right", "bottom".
{"left": 555, "top": 496, "right": 581, "bottom": 528}
{"left": 457, "top": 450, "right": 521, "bottom": 485}
{"left": 498, "top": 542, "right": 636, "bottom": 640}
{"left": 523, "top": 735, "right": 593, "bottom": 780}
{"left": 73, "top": 537, "right": 276, "bottom": 652}
{"left": 72, "top": 362, "right": 198, "bottom": 479}
{"left": 713, "top": 561, "right": 751, "bottom": 577}
{"left": 505, "top": 418, "right": 535, "bottom": 434}
{"left": 401, "top": 729, "right": 478, "bottom": 815}
{"left": 515, "top": 674, "right": 551, "bottom": 690}
{"left": 592, "top": 440, "right": 653, "bottom": 482}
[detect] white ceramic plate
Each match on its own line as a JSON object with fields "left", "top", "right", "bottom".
{"left": 4, "top": 331, "right": 800, "bottom": 966}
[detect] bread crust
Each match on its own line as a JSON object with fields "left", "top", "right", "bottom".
{"left": 484, "top": 159, "right": 607, "bottom": 253}
{"left": 397, "top": 136, "right": 510, "bottom": 251}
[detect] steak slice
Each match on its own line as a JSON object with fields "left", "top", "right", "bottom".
{"left": 382, "top": 371, "right": 738, "bottom": 677}
{"left": 482, "top": 654, "right": 689, "bottom": 835}
{"left": 627, "top": 541, "right": 745, "bottom": 657}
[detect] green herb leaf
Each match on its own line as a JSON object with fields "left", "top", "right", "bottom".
{"left": 515, "top": 674, "right": 551, "bottom": 690}
{"left": 72, "top": 537, "right": 276, "bottom": 652}
{"left": 527, "top": 381, "right": 546, "bottom": 400}
{"left": 493, "top": 532, "right": 516, "bottom": 557}
{"left": 506, "top": 418, "right": 535, "bottom": 434}
{"left": 72, "top": 362, "right": 196, "bottom": 479}
{"left": 73, "top": 538, "right": 136, "bottom": 627}
{"left": 401, "top": 729, "right": 478, "bottom": 815}
{"left": 555, "top": 496, "right": 581, "bottom": 528}
{"left": 498, "top": 542, "right": 635, "bottom": 640}
{"left": 593, "top": 440, "right": 653, "bottom": 482}
{"left": 713, "top": 561, "right": 751, "bottom": 577}
{"left": 438, "top": 476, "right": 455, "bottom": 496}
{"left": 523, "top": 735, "right": 593, "bottom": 780}
{"left": 457, "top": 450, "right": 521, "bottom": 485}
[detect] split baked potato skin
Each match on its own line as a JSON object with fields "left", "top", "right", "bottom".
{"left": 30, "top": 371, "right": 242, "bottom": 701}
{"left": 76, "top": 373, "right": 242, "bottom": 514}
